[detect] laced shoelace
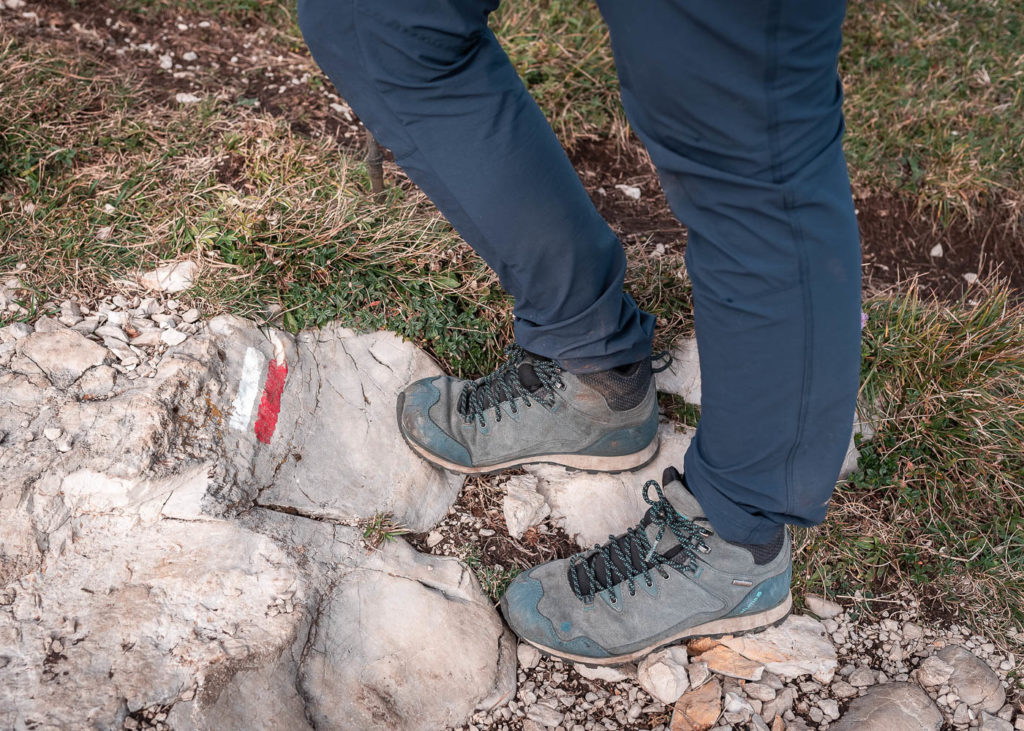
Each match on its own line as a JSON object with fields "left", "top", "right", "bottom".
{"left": 456, "top": 344, "right": 566, "bottom": 428}
{"left": 567, "top": 479, "right": 713, "bottom": 604}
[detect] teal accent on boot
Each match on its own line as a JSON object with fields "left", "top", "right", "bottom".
{"left": 396, "top": 344, "right": 660, "bottom": 475}
{"left": 499, "top": 468, "right": 793, "bottom": 665}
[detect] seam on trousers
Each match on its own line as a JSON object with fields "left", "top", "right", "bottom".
{"left": 760, "top": 0, "right": 814, "bottom": 526}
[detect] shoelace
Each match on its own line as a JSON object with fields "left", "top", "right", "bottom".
{"left": 567, "top": 479, "right": 713, "bottom": 604}
{"left": 457, "top": 344, "right": 566, "bottom": 428}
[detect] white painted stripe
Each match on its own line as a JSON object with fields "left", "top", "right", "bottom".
{"left": 229, "top": 347, "right": 264, "bottom": 431}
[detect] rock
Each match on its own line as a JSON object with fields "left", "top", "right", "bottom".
{"left": 247, "top": 323, "right": 463, "bottom": 532}
{"left": 980, "top": 712, "right": 1014, "bottom": 731}
{"left": 0, "top": 322, "right": 33, "bottom": 341}
{"left": 638, "top": 646, "right": 690, "bottom": 704}
{"left": 573, "top": 663, "right": 637, "bottom": 683}
{"left": 831, "top": 680, "right": 858, "bottom": 699}
{"left": 831, "top": 682, "right": 942, "bottom": 731}
{"left": 161, "top": 328, "right": 188, "bottom": 346}
{"left": 58, "top": 301, "right": 83, "bottom": 327}
{"left": 502, "top": 475, "right": 550, "bottom": 540}
{"left": 671, "top": 678, "right": 722, "bottom": 731}
{"left": 655, "top": 337, "right": 702, "bottom": 404}
{"left": 96, "top": 324, "right": 128, "bottom": 342}
{"left": 937, "top": 645, "right": 1006, "bottom": 713}
{"left": 526, "top": 700, "right": 564, "bottom": 728}
{"left": 697, "top": 645, "right": 764, "bottom": 681}
{"left": 614, "top": 183, "right": 642, "bottom": 200}
{"left": 518, "top": 642, "right": 541, "bottom": 670}
{"left": 78, "top": 365, "right": 116, "bottom": 399}
{"left": 903, "top": 622, "right": 924, "bottom": 641}
{"left": 426, "top": 530, "right": 444, "bottom": 548}
{"left": 953, "top": 702, "right": 973, "bottom": 725}
{"left": 182, "top": 308, "right": 201, "bottom": 323}
{"left": 917, "top": 654, "right": 955, "bottom": 686}
{"left": 720, "top": 614, "right": 837, "bottom": 683}
{"left": 528, "top": 423, "right": 695, "bottom": 547}
{"left": 818, "top": 698, "right": 840, "bottom": 720}
{"left": 140, "top": 260, "right": 199, "bottom": 292}
{"left": 687, "top": 661, "right": 710, "bottom": 689}
{"left": 72, "top": 316, "right": 100, "bottom": 335}
{"left": 18, "top": 329, "right": 108, "bottom": 389}
{"left": 760, "top": 686, "right": 796, "bottom": 721}
{"left": 43, "top": 427, "right": 62, "bottom": 441}
{"left": 175, "top": 92, "right": 203, "bottom": 104}
{"left": 804, "top": 594, "right": 843, "bottom": 619}
{"left": 848, "top": 666, "right": 876, "bottom": 687}
{"left": 744, "top": 682, "right": 776, "bottom": 702}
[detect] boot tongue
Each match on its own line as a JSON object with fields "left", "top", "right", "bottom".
{"left": 516, "top": 361, "right": 544, "bottom": 392}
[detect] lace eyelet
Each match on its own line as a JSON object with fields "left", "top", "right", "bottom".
{"left": 557, "top": 381, "right": 566, "bottom": 390}
{"left": 645, "top": 579, "right": 653, "bottom": 588}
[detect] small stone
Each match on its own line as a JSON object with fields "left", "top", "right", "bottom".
{"left": 963, "top": 272, "right": 979, "bottom": 285}
{"left": 687, "top": 662, "right": 710, "bottom": 689}
{"left": 95, "top": 324, "right": 127, "bottom": 342}
{"left": 671, "top": 677, "right": 721, "bottom": 731}
{"left": 1, "top": 322, "right": 33, "bottom": 340}
{"left": 175, "top": 92, "right": 202, "bottom": 104}
{"left": 638, "top": 646, "right": 690, "bottom": 704}
{"left": 804, "top": 594, "right": 843, "bottom": 619}
{"left": 72, "top": 316, "right": 100, "bottom": 335}
{"left": 161, "top": 329, "right": 188, "bottom": 346}
{"left": 517, "top": 643, "right": 541, "bottom": 670}
{"left": 574, "top": 663, "right": 636, "bottom": 683}
{"left": 831, "top": 680, "right": 858, "bottom": 699}
{"left": 159, "top": 53, "right": 173, "bottom": 69}
{"left": 182, "top": 51, "right": 198, "bottom": 61}
{"left": 743, "top": 683, "right": 776, "bottom": 702}
{"left": 54, "top": 433, "right": 74, "bottom": 453}
{"left": 526, "top": 700, "right": 564, "bottom": 728}
{"left": 43, "top": 427, "right": 62, "bottom": 441}
{"left": 141, "top": 260, "right": 198, "bottom": 291}
{"left": 503, "top": 476, "right": 550, "bottom": 540}
{"left": 831, "top": 682, "right": 942, "bottom": 731}
{"left": 952, "top": 702, "right": 972, "bottom": 725}
{"left": 720, "top": 614, "right": 837, "bottom": 683}
{"left": 817, "top": 698, "right": 840, "bottom": 721}
{"left": 848, "top": 666, "right": 876, "bottom": 687}
{"left": 903, "top": 622, "right": 924, "bottom": 641}
{"left": 917, "top": 655, "right": 955, "bottom": 686}
{"left": 614, "top": 183, "right": 641, "bottom": 200}
{"left": 979, "top": 712, "right": 1014, "bottom": 731}
{"left": 698, "top": 645, "right": 764, "bottom": 681}
{"left": 929, "top": 243, "right": 944, "bottom": 258}
{"left": 937, "top": 645, "right": 1006, "bottom": 713}
{"left": 808, "top": 706, "right": 823, "bottom": 723}
{"left": 181, "top": 308, "right": 201, "bottom": 323}
{"left": 425, "top": 531, "right": 444, "bottom": 548}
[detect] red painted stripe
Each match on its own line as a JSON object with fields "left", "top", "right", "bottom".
{"left": 254, "top": 360, "right": 287, "bottom": 444}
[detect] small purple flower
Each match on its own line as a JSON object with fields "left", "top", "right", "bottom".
{"left": 860, "top": 311, "right": 869, "bottom": 330}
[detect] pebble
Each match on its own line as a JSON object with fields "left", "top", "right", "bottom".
{"left": 805, "top": 594, "right": 843, "bottom": 619}
{"left": 161, "top": 329, "right": 188, "bottom": 346}
{"left": 43, "top": 427, "right": 62, "bottom": 441}
{"left": 517, "top": 643, "right": 541, "bottom": 671}
{"left": 848, "top": 666, "right": 875, "bottom": 687}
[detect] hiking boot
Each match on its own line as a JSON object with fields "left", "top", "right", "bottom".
{"left": 500, "top": 467, "right": 792, "bottom": 665}
{"left": 396, "top": 344, "right": 659, "bottom": 474}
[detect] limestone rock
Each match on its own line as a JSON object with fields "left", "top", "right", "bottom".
{"left": 720, "top": 614, "right": 837, "bottom": 683}
{"left": 671, "top": 677, "right": 722, "bottom": 731}
{"left": 518, "top": 642, "right": 541, "bottom": 670}
{"left": 528, "top": 423, "right": 695, "bottom": 547}
{"left": 937, "top": 645, "right": 1006, "bottom": 713}
{"left": 574, "top": 662, "right": 637, "bottom": 683}
{"left": 917, "top": 655, "right": 955, "bottom": 687}
{"left": 980, "top": 711, "right": 1015, "bottom": 731}
{"left": 140, "top": 260, "right": 199, "bottom": 292}
{"left": 832, "top": 682, "right": 942, "bottom": 730}
{"left": 78, "top": 365, "right": 116, "bottom": 399}
{"left": 656, "top": 337, "right": 701, "bottom": 404}
{"left": 638, "top": 646, "right": 690, "bottom": 704}
{"left": 18, "top": 329, "right": 108, "bottom": 389}
{"left": 502, "top": 474, "right": 550, "bottom": 540}
{"left": 697, "top": 645, "right": 764, "bottom": 681}
{"left": 804, "top": 594, "right": 843, "bottom": 619}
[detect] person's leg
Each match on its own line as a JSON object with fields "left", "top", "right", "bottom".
{"left": 297, "top": 0, "right": 654, "bottom": 372}
{"left": 500, "top": 0, "right": 860, "bottom": 664}
{"left": 596, "top": 0, "right": 862, "bottom": 541}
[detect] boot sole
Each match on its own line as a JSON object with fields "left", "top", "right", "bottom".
{"left": 400, "top": 426, "right": 660, "bottom": 476}
{"left": 516, "top": 591, "right": 793, "bottom": 667}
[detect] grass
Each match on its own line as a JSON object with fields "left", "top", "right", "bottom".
{"left": 360, "top": 512, "right": 410, "bottom": 550}
{"left": 795, "top": 285, "right": 1024, "bottom": 637}
{"left": 2, "top": 0, "right": 1024, "bottom": 646}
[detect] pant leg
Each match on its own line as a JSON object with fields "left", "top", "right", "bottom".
{"left": 298, "top": 0, "right": 654, "bottom": 372}
{"left": 595, "top": 0, "right": 862, "bottom": 542}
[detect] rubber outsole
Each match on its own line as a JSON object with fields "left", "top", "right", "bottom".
{"left": 509, "top": 591, "right": 794, "bottom": 667}
{"left": 396, "top": 393, "right": 661, "bottom": 476}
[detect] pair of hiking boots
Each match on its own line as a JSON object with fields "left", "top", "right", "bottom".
{"left": 397, "top": 345, "right": 792, "bottom": 666}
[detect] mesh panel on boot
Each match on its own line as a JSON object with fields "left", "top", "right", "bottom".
{"left": 578, "top": 358, "right": 652, "bottom": 411}
{"left": 728, "top": 525, "right": 787, "bottom": 565}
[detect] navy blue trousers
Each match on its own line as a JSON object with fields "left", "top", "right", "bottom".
{"left": 299, "top": 0, "right": 862, "bottom": 543}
